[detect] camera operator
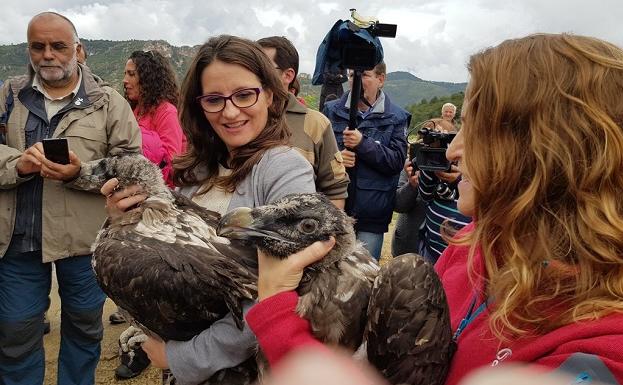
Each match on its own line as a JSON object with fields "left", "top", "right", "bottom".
{"left": 416, "top": 119, "right": 471, "bottom": 263}
{"left": 323, "top": 61, "right": 409, "bottom": 261}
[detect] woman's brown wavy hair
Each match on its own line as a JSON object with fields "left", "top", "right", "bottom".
{"left": 460, "top": 34, "right": 623, "bottom": 339}
{"left": 126, "top": 50, "right": 179, "bottom": 112}
{"left": 172, "top": 35, "right": 290, "bottom": 192}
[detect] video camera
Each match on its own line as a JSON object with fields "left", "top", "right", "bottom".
{"left": 339, "top": 22, "right": 397, "bottom": 71}
{"left": 312, "top": 10, "right": 397, "bottom": 129}
{"left": 409, "top": 124, "right": 456, "bottom": 173}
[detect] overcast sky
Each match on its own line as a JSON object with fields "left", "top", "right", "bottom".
{"left": 2, "top": 0, "right": 621, "bottom": 83}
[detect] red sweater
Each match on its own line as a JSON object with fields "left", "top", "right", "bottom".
{"left": 247, "top": 227, "right": 623, "bottom": 384}
{"left": 245, "top": 291, "right": 327, "bottom": 366}
{"left": 436, "top": 223, "right": 623, "bottom": 385}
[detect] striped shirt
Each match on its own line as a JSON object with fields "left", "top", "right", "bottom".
{"left": 418, "top": 170, "right": 472, "bottom": 263}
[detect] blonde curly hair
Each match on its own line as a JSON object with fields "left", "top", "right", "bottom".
{"left": 459, "top": 33, "right": 623, "bottom": 339}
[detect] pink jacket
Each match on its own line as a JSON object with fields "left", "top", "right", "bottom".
{"left": 135, "top": 101, "right": 185, "bottom": 187}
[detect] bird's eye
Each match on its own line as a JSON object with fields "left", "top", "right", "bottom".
{"left": 297, "top": 219, "right": 318, "bottom": 234}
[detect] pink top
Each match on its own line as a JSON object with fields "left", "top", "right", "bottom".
{"left": 135, "top": 101, "right": 185, "bottom": 160}
{"left": 135, "top": 101, "right": 185, "bottom": 187}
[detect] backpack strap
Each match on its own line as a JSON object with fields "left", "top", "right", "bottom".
{"left": 0, "top": 76, "right": 28, "bottom": 146}
{"left": 0, "top": 84, "right": 14, "bottom": 145}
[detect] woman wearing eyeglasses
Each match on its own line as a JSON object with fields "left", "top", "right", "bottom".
{"left": 102, "top": 35, "right": 315, "bottom": 384}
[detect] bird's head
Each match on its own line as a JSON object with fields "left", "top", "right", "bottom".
{"left": 217, "top": 193, "right": 356, "bottom": 262}
{"left": 73, "top": 154, "right": 172, "bottom": 201}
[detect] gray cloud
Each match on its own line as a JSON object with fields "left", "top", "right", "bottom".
{"left": 2, "top": 0, "right": 622, "bottom": 82}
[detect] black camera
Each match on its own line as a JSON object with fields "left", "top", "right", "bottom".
{"left": 312, "top": 11, "right": 396, "bottom": 130}
{"left": 313, "top": 12, "right": 397, "bottom": 82}
{"left": 409, "top": 127, "right": 456, "bottom": 173}
{"left": 340, "top": 21, "right": 397, "bottom": 71}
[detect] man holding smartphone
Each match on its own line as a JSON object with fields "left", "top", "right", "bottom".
{"left": 0, "top": 12, "right": 141, "bottom": 385}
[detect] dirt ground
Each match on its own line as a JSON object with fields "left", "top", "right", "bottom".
{"left": 42, "top": 220, "right": 397, "bottom": 384}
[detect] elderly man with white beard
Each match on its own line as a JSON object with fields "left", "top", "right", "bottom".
{"left": 0, "top": 11, "right": 141, "bottom": 385}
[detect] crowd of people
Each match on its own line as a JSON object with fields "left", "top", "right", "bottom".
{"left": 0, "top": 10, "right": 622, "bottom": 385}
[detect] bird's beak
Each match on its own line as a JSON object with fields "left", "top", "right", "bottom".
{"left": 218, "top": 207, "right": 254, "bottom": 238}
{"left": 217, "top": 207, "right": 295, "bottom": 244}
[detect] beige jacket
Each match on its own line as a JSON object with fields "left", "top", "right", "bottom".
{"left": 285, "top": 94, "right": 348, "bottom": 200}
{"left": 0, "top": 64, "right": 141, "bottom": 262}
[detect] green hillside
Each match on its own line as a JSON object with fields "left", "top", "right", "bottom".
{"left": 0, "top": 39, "right": 466, "bottom": 110}
{"left": 384, "top": 71, "right": 466, "bottom": 109}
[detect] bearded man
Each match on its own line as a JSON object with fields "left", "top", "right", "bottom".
{"left": 0, "top": 12, "right": 141, "bottom": 385}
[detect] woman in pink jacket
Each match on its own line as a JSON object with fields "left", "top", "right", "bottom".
{"left": 124, "top": 50, "right": 186, "bottom": 188}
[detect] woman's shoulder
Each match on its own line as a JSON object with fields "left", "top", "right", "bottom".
{"left": 260, "top": 145, "right": 307, "bottom": 163}
{"left": 253, "top": 146, "right": 312, "bottom": 179}
{"left": 152, "top": 101, "right": 179, "bottom": 117}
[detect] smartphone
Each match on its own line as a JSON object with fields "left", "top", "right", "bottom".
{"left": 42, "top": 138, "right": 70, "bottom": 165}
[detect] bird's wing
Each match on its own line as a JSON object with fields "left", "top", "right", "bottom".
{"left": 173, "top": 191, "right": 258, "bottom": 273}
{"left": 93, "top": 210, "right": 258, "bottom": 340}
{"left": 297, "top": 248, "right": 379, "bottom": 350}
{"left": 364, "top": 253, "right": 455, "bottom": 385}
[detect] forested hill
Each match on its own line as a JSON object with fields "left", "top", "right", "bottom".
{"left": 0, "top": 39, "right": 466, "bottom": 111}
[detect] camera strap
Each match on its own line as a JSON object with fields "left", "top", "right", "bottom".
{"left": 359, "top": 88, "right": 373, "bottom": 109}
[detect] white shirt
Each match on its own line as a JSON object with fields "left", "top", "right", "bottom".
{"left": 191, "top": 165, "right": 234, "bottom": 215}
{"left": 32, "top": 66, "right": 83, "bottom": 121}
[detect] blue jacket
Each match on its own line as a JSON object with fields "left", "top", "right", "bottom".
{"left": 323, "top": 91, "right": 410, "bottom": 233}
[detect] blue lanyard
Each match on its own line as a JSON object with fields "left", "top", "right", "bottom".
{"left": 452, "top": 292, "right": 488, "bottom": 342}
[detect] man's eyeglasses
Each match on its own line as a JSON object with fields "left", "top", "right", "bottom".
{"left": 28, "top": 42, "right": 78, "bottom": 54}
{"left": 196, "top": 87, "right": 262, "bottom": 113}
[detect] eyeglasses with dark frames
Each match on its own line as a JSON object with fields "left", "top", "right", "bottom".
{"left": 196, "top": 87, "right": 263, "bottom": 113}
{"left": 28, "top": 41, "right": 79, "bottom": 54}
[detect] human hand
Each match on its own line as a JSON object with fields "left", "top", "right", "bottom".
{"left": 15, "top": 142, "right": 45, "bottom": 176}
{"left": 142, "top": 336, "right": 168, "bottom": 369}
{"left": 258, "top": 238, "right": 336, "bottom": 301}
{"left": 435, "top": 165, "right": 460, "bottom": 184}
{"left": 100, "top": 178, "right": 147, "bottom": 220}
{"left": 39, "top": 150, "right": 82, "bottom": 181}
{"left": 264, "top": 347, "right": 387, "bottom": 385}
{"left": 343, "top": 128, "right": 363, "bottom": 149}
{"left": 407, "top": 169, "right": 419, "bottom": 188}
{"left": 119, "top": 325, "right": 148, "bottom": 352}
{"left": 341, "top": 149, "right": 356, "bottom": 168}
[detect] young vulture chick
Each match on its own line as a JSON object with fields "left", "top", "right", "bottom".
{"left": 365, "top": 253, "right": 455, "bottom": 385}
{"left": 72, "top": 154, "right": 259, "bottom": 384}
{"left": 217, "top": 193, "right": 379, "bottom": 351}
